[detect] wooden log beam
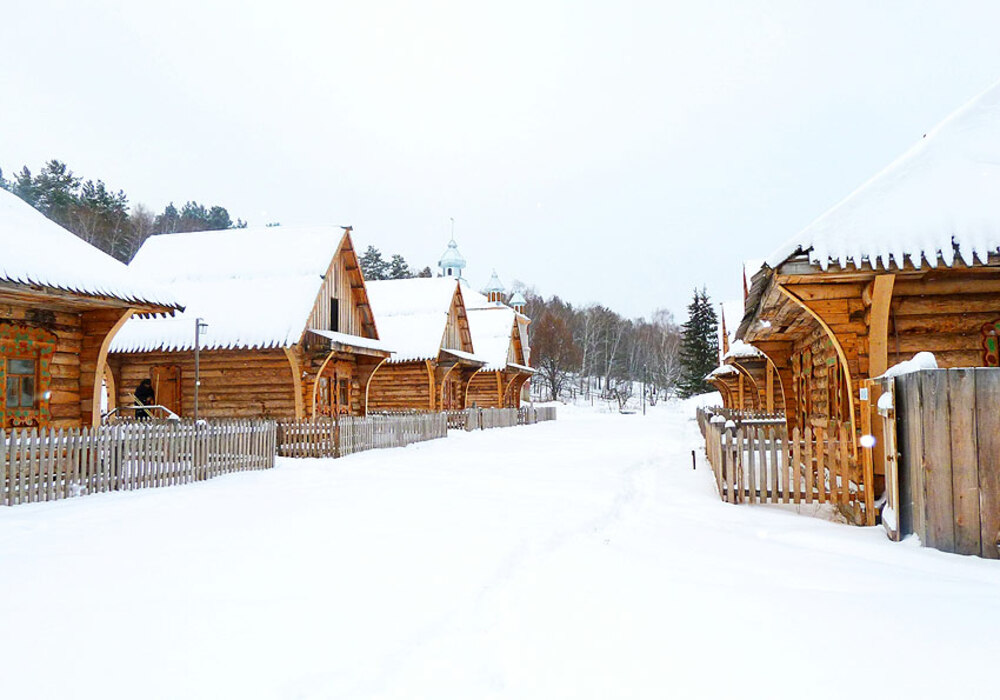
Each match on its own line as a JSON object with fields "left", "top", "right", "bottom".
{"left": 283, "top": 347, "right": 305, "bottom": 420}
{"left": 867, "top": 274, "right": 895, "bottom": 378}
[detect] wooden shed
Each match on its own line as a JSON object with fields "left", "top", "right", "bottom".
{"left": 0, "top": 189, "right": 181, "bottom": 429}
{"left": 108, "top": 226, "right": 390, "bottom": 420}
{"left": 464, "top": 287, "right": 534, "bottom": 409}
{"left": 364, "top": 278, "right": 485, "bottom": 412}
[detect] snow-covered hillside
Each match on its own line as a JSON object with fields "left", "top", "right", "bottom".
{"left": 1, "top": 400, "right": 998, "bottom": 699}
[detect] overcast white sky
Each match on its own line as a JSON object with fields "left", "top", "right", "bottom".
{"left": 3, "top": 1, "right": 1000, "bottom": 320}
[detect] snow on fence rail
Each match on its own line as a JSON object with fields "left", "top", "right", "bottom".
{"left": 1, "top": 419, "right": 276, "bottom": 507}
{"left": 696, "top": 407, "right": 874, "bottom": 524}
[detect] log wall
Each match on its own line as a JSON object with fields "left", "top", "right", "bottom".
{"left": 366, "top": 360, "right": 435, "bottom": 412}
{"left": 109, "top": 348, "right": 299, "bottom": 420}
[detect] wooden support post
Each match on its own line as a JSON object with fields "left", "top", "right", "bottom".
{"left": 283, "top": 347, "right": 305, "bottom": 420}
{"left": 867, "top": 274, "right": 895, "bottom": 378}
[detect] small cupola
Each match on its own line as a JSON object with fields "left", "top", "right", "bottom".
{"left": 482, "top": 269, "right": 505, "bottom": 304}
{"left": 508, "top": 290, "right": 527, "bottom": 314}
{"left": 437, "top": 238, "right": 466, "bottom": 280}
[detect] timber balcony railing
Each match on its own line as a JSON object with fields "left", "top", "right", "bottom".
{"left": 1, "top": 419, "right": 276, "bottom": 507}
{"left": 696, "top": 407, "right": 875, "bottom": 525}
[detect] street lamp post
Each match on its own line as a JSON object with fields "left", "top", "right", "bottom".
{"left": 194, "top": 318, "right": 208, "bottom": 424}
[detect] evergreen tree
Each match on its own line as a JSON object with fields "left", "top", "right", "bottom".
{"left": 416, "top": 266, "right": 433, "bottom": 278}
{"left": 388, "top": 254, "right": 412, "bottom": 279}
{"left": 154, "top": 202, "right": 181, "bottom": 233}
{"left": 677, "top": 288, "right": 720, "bottom": 398}
{"left": 359, "top": 245, "right": 389, "bottom": 280}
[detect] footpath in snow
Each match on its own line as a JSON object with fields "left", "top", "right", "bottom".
{"left": 1, "top": 399, "right": 999, "bottom": 699}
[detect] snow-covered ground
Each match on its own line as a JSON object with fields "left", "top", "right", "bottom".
{"left": 2, "top": 399, "right": 999, "bottom": 699}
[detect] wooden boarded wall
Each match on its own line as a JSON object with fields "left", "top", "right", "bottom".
{"left": 109, "top": 348, "right": 298, "bottom": 420}
{"left": 894, "top": 368, "right": 1000, "bottom": 558}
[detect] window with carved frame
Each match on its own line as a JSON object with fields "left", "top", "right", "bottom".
{"left": 0, "top": 324, "right": 56, "bottom": 429}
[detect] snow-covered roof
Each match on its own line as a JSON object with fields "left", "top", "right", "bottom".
{"left": 768, "top": 81, "right": 1000, "bottom": 272}
{"left": 508, "top": 290, "right": 527, "bottom": 307}
{"left": 706, "top": 365, "right": 739, "bottom": 380}
{"left": 365, "top": 277, "right": 469, "bottom": 363}
{"left": 110, "top": 226, "right": 364, "bottom": 352}
{"left": 466, "top": 305, "right": 519, "bottom": 371}
{"left": 0, "top": 188, "right": 181, "bottom": 310}
{"left": 723, "top": 340, "right": 764, "bottom": 362}
{"left": 307, "top": 329, "right": 393, "bottom": 354}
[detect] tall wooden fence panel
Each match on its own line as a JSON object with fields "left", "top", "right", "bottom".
{"left": 1, "top": 419, "right": 276, "bottom": 507}
{"left": 891, "top": 368, "right": 1000, "bottom": 559}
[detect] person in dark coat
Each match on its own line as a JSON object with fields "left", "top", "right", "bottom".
{"left": 134, "top": 378, "right": 155, "bottom": 419}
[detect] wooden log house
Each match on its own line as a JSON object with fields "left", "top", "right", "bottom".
{"left": 108, "top": 226, "right": 390, "bottom": 420}
{"left": 708, "top": 339, "right": 784, "bottom": 414}
{"left": 364, "top": 277, "right": 486, "bottom": 412}
{"left": 0, "top": 189, "right": 181, "bottom": 429}
{"left": 737, "top": 82, "right": 1000, "bottom": 445}
{"left": 463, "top": 276, "right": 534, "bottom": 409}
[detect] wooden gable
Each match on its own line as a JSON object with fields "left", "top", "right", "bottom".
{"left": 305, "top": 230, "right": 378, "bottom": 341}
{"left": 439, "top": 284, "right": 475, "bottom": 354}
{"left": 509, "top": 318, "right": 527, "bottom": 366}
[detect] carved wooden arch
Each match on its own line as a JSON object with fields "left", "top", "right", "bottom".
{"left": 438, "top": 363, "right": 461, "bottom": 410}
{"left": 310, "top": 348, "right": 341, "bottom": 418}
{"left": 748, "top": 348, "right": 789, "bottom": 415}
{"left": 506, "top": 373, "right": 532, "bottom": 408}
{"left": 777, "top": 284, "right": 857, "bottom": 456}
{"left": 729, "top": 361, "right": 762, "bottom": 411}
{"left": 707, "top": 377, "right": 733, "bottom": 409}
{"left": 362, "top": 357, "right": 390, "bottom": 415}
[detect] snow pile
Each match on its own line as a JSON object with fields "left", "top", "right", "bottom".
{"left": 880, "top": 351, "right": 938, "bottom": 379}
{"left": 110, "top": 226, "right": 369, "bottom": 352}
{"left": 706, "top": 364, "right": 739, "bottom": 379}
{"left": 768, "top": 80, "right": 1000, "bottom": 271}
{"left": 0, "top": 188, "right": 180, "bottom": 309}
{"left": 365, "top": 277, "right": 474, "bottom": 363}
{"left": 1, "top": 400, "right": 999, "bottom": 698}
{"left": 723, "top": 339, "right": 764, "bottom": 361}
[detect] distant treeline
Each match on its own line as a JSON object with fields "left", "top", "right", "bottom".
{"left": 0, "top": 159, "right": 245, "bottom": 262}
{"left": 520, "top": 289, "right": 684, "bottom": 406}
{"left": 358, "top": 246, "right": 432, "bottom": 280}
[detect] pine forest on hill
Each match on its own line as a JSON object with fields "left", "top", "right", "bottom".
{"left": 3, "top": 158, "right": 717, "bottom": 405}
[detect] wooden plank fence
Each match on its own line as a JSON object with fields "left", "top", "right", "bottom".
{"left": 2, "top": 419, "right": 276, "bottom": 507}
{"left": 277, "top": 413, "right": 448, "bottom": 458}
{"left": 278, "top": 407, "right": 557, "bottom": 458}
{"left": 886, "top": 368, "right": 1000, "bottom": 558}
{"left": 697, "top": 407, "right": 873, "bottom": 524}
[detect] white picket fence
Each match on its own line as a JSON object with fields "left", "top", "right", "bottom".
{"left": 2, "top": 419, "right": 276, "bottom": 506}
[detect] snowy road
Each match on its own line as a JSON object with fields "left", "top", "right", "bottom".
{"left": 2, "top": 400, "right": 999, "bottom": 699}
